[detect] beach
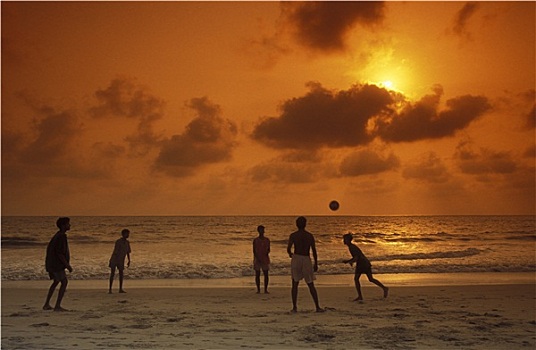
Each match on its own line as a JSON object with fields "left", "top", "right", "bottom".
{"left": 2, "top": 274, "right": 535, "bottom": 349}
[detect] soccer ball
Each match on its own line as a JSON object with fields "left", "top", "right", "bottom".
{"left": 329, "top": 200, "right": 340, "bottom": 211}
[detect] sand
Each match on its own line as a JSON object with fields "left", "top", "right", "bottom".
{"left": 2, "top": 276, "right": 535, "bottom": 349}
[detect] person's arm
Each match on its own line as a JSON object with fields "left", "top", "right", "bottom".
{"left": 56, "top": 237, "right": 72, "bottom": 272}
{"left": 127, "top": 242, "right": 131, "bottom": 267}
{"left": 311, "top": 236, "right": 318, "bottom": 272}
{"left": 287, "top": 235, "right": 293, "bottom": 258}
{"left": 253, "top": 240, "right": 258, "bottom": 263}
{"left": 343, "top": 245, "right": 359, "bottom": 265}
{"left": 343, "top": 255, "right": 358, "bottom": 265}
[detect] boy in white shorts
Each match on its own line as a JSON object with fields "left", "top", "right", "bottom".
{"left": 287, "top": 216, "right": 323, "bottom": 313}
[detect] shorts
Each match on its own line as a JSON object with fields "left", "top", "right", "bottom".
{"left": 291, "top": 254, "right": 315, "bottom": 284}
{"left": 48, "top": 270, "right": 67, "bottom": 281}
{"left": 109, "top": 262, "right": 125, "bottom": 271}
{"left": 355, "top": 262, "right": 372, "bottom": 275}
{"left": 254, "top": 258, "right": 270, "bottom": 272}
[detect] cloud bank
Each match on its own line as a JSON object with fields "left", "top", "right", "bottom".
{"left": 252, "top": 83, "right": 491, "bottom": 150}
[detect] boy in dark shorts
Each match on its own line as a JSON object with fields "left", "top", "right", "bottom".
{"left": 343, "top": 233, "right": 388, "bottom": 301}
{"left": 109, "top": 229, "right": 131, "bottom": 294}
{"left": 43, "top": 217, "right": 73, "bottom": 311}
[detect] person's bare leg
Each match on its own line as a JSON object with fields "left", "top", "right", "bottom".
{"left": 307, "top": 282, "right": 323, "bottom": 312}
{"left": 263, "top": 270, "right": 269, "bottom": 294}
{"left": 354, "top": 273, "right": 363, "bottom": 301}
{"left": 119, "top": 270, "right": 126, "bottom": 293}
{"left": 43, "top": 280, "right": 59, "bottom": 310}
{"left": 109, "top": 268, "right": 115, "bottom": 294}
{"left": 54, "top": 278, "right": 68, "bottom": 311}
{"left": 255, "top": 270, "right": 261, "bottom": 293}
{"left": 367, "top": 272, "right": 388, "bottom": 298}
{"left": 291, "top": 280, "right": 299, "bottom": 312}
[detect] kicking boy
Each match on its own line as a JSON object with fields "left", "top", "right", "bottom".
{"left": 343, "top": 233, "right": 388, "bottom": 301}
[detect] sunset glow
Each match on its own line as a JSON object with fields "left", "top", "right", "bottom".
{"left": 1, "top": 1, "right": 535, "bottom": 216}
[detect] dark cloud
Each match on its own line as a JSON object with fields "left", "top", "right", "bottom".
{"left": 252, "top": 82, "right": 393, "bottom": 150}
{"left": 339, "top": 149, "right": 399, "bottom": 177}
{"left": 1, "top": 102, "right": 111, "bottom": 181}
{"left": 252, "top": 83, "right": 491, "bottom": 150}
{"left": 90, "top": 78, "right": 165, "bottom": 120}
{"left": 402, "top": 153, "right": 450, "bottom": 183}
{"left": 21, "top": 109, "right": 81, "bottom": 164}
{"left": 455, "top": 141, "right": 517, "bottom": 176}
{"left": 281, "top": 1, "right": 385, "bottom": 53}
{"left": 154, "top": 97, "right": 238, "bottom": 177}
{"left": 451, "top": 2, "right": 480, "bottom": 41}
{"left": 376, "top": 86, "right": 491, "bottom": 142}
{"left": 89, "top": 78, "right": 165, "bottom": 155}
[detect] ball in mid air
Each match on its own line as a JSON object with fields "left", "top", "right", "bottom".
{"left": 329, "top": 200, "right": 340, "bottom": 211}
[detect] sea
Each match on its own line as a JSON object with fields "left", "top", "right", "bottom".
{"left": 1, "top": 216, "right": 535, "bottom": 283}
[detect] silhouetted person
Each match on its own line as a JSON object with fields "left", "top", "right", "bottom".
{"left": 43, "top": 217, "right": 73, "bottom": 311}
{"left": 109, "top": 229, "right": 131, "bottom": 294}
{"left": 253, "top": 225, "right": 270, "bottom": 294}
{"left": 343, "top": 233, "right": 388, "bottom": 301}
{"left": 287, "top": 216, "right": 323, "bottom": 312}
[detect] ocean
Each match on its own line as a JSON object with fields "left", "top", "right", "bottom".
{"left": 1, "top": 216, "right": 535, "bottom": 281}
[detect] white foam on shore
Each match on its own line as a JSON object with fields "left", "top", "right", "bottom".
{"left": 2, "top": 272, "right": 534, "bottom": 290}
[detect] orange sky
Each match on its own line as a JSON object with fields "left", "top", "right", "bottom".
{"left": 1, "top": 1, "right": 535, "bottom": 216}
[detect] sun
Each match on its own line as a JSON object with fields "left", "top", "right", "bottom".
{"left": 367, "top": 79, "right": 401, "bottom": 93}
{"left": 381, "top": 80, "right": 393, "bottom": 89}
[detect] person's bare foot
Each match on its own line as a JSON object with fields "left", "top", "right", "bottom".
{"left": 119, "top": 290, "right": 126, "bottom": 293}
{"left": 383, "top": 287, "right": 389, "bottom": 298}
{"left": 316, "top": 307, "right": 325, "bottom": 313}
{"left": 290, "top": 307, "right": 297, "bottom": 313}
{"left": 54, "top": 306, "right": 69, "bottom": 312}
{"left": 108, "top": 290, "right": 112, "bottom": 294}
{"left": 353, "top": 297, "right": 363, "bottom": 302}
{"left": 42, "top": 304, "right": 53, "bottom": 310}
{"left": 264, "top": 290, "right": 270, "bottom": 294}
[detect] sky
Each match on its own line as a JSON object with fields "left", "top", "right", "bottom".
{"left": 1, "top": 1, "right": 535, "bottom": 216}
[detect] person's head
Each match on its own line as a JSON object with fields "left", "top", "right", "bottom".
{"left": 56, "top": 217, "right": 71, "bottom": 231}
{"left": 257, "top": 225, "right": 265, "bottom": 236}
{"left": 343, "top": 233, "right": 353, "bottom": 245}
{"left": 296, "top": 216, "right": 307, "bottom": 230}
{"left": 121, "top": 229, "right": 130, "bottom": 239}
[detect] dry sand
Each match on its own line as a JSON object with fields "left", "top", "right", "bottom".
{"left": 2, "top": 278, "right": 535, "bottom": 349}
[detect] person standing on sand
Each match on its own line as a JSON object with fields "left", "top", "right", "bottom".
{"left": 287, "top": 216, "right": 323, "bottom": 313}
{"left": 253, "top": 225, "right": 271, "bottom": 294}
{"left": 43, "top": 217, "right": 73, "bottom": 312}
{"left": 109, "top": 229, "right": 131, "bottom": 294}
{"left": 343, "top": 233, "right": 388, "bottom": 301}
